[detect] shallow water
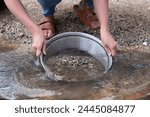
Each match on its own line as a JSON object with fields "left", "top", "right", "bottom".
{"left": 0, "top": 40, "right": 150, "bottom": 100}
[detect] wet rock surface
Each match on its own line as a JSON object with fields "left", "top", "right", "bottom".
{"left": 0, "top": 0, "right": 150, "bottom": 99}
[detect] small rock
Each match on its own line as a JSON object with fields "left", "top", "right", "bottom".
{"left": 19, "top": 32, "right": 24, "bottom": 38}
{"left": 143, "top": 39, "right": 150, "bottom": 46}
{"left": 143, "top": 41, "right": 147, "bottom": 46}
{"left": 27, "top": 41, "right": 31, "bottom": 44}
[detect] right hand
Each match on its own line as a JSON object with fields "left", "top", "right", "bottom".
{"left": 32, "top": 28, "right": 46, "bottom": 57}
{"left": 100, "top": 30, "right": 117, "bottom": 56}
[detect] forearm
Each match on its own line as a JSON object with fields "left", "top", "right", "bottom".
{"left": 93, "top": 0, "right": 117, "bottom": 56}
{"left": 4, "top": 0, "right": 39, "bottom": 34}
{"left": 93, "top": 0, "right": 109, "bottom": 32}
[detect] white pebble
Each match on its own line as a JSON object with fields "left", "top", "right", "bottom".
{"left": 143, "top": 41, "right": 148, "bottom": 46}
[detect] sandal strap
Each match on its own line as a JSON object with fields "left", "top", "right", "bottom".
{"left": 38, "top": 17, "right": 55, "bottom": 39}
{"left": 39, "top": 17, "right": 55, "bottom": 25}
{"left": 73, "top": 5, "right": 99, "bottom": 29}
{"left": 80, "top": 0, "right": 88, "bottom": 8}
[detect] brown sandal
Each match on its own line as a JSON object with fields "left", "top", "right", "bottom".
{"left": 73, "top": 4, "right": 100, "bottom": 30}
{"left": 39, "top": 16, "right": 56, "bottom": 39}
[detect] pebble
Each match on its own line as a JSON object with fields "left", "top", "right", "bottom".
{"left": 19, "top": 33, "right": 24, "bottom": 38}
{"left": 27, "top": 41, "right": 31, "bottom": 44}
{"left": 143, "top": 41, "right": 147, "bottom": 46}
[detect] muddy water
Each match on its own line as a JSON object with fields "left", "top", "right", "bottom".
{"left": 0, "top": 40, "right": 150, "bottom": 100}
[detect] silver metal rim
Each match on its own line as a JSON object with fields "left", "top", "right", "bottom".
{"left": 40, "top": 32, "right": 112, "bottom": 74}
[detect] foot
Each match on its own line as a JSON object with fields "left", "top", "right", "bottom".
{"left": 73, "top": 1, "right": 100, "bottom": 30}
{"left": 39, "top": 16, "right": 55, "bottom": 39}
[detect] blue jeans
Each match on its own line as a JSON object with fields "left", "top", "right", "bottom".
{"left": 37, "top": 0, "right": 93, "bottom": 16}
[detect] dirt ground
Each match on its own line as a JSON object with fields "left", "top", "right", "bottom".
{"left": 0, "top": 0, "right": 150, "bottom": 47}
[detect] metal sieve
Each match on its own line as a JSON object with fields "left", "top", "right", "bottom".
{"left": 40, "top": 32, "right": 112, "bottom": 81}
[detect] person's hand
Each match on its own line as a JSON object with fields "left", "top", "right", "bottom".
{"left": 32, "top": 28, "right": 46, "bottom": 57}
{"left": 100, "top": 30, "right": 117, "bottom": 56}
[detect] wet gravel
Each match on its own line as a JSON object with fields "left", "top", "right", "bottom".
{"left": 46, "top": 50, "right": 105, "bottom": 81}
